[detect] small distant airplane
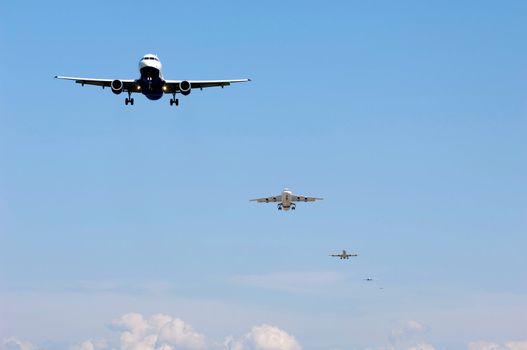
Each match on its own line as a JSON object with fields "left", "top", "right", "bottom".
{"left": 330, "top": 250, "right": 358, "bottom": 260}
{"left": 364, "top": 277, "right": 374, "bottom": 281}
{"left": 55, "top": 54, "right": 250, "bottom": 106}
{"left": 250, "top": 188, "right": 323, "bottom": 211}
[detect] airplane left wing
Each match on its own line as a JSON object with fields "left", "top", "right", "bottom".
{"left": 291, "top": 195, "right": 323, "bottom": 202}
{"left": 250, "top": 195, "right": 282, "bottom": 203}
{"left": 163, "top": 79, "right": 251, "bottom": 93}
{"left": 55, "top": 76, "right": 137, "bottom": 90}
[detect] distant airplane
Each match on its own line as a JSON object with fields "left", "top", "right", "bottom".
{"left": 330, "top": 250, "right": 358, "bottom": 260}
{"left": 364, "top": 277, "right": 374, "bottom": 281}
{"left": 55, "top": 54, "right": 250, "bottom": 106}
{"left": 250, "top": 188, "right": 322, "bottom": 211}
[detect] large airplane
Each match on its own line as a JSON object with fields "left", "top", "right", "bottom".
{"left": 55, "top": 54, "right": 250, "bottom": 106}
{"left": 250, "top": 188, "right": 323, "bottom": 211}
{"left": 330, "top": 250, "right": 358, "bottom": 259}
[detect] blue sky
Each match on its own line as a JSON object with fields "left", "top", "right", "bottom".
{"left": 0, "top": 1, "right": 526, "bottom": 349}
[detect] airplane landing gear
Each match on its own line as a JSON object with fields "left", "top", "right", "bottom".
{"left": 277, "top": 203, "right": 283, "bottom": 210}
{"left": 170, "top": 93, "right": 179, "bottom": 106}
{"left": 291, "top": 203, "right": 296, "bottom": 210}
{"left": 125, "top": 92, "right": 134, "bottom": 105}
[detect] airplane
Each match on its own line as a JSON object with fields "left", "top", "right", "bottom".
{"left": 55, "top": 54, "right": 250, "bottom": 106}
{"left": 250, "top": 188, "right": 323, "bottom": 211}
{"left": 330, "top": 250, "right": 358, "bottom": 260}
{"left": 364, "top": 277, "right": 374, "bottom": 281}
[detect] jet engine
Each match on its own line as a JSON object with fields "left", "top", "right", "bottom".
{"left": 179, "top": 80, "right": 191, "bottom": 96}
{"left": 111, "top": 79, "right": 123, "bottom": 94}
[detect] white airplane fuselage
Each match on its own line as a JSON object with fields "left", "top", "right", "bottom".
{"left": 332, "top": 250, "right": 357, "bottom": 259}
{"left": 137, "top": 54, "right": 165, "bottom": 100}
{"left": 279, "top": 188, "right": 294, "bottom": 211}
{"left": 340, "top": 250, "right": 350, "bottom": 259}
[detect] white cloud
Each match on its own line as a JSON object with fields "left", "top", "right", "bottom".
{"left": 110, "top": 313, "right": 205, "bottom": 350}
{"left": 224, "top": 324, "right": 301, "bottom": 350}
{"left": 246, "top": 325, "right": 301, "bottom": 350}
{"left": 72, "top": 341, "right": 95, "bottom": 350}
{"left": 112, "top": 313, "right": 150, "bottom": 334}
{"left": 157, "top": 317, "right": 206, "bottom": 349}
{"left": 370, "top": 339, "right": 527, "bottom": 350}
{"left": 71, "top": 340, "right": 108, "bottom": 350}
{"left": 406, "top": 344, "right": 435, "bottom": 350}
{"left": 223, "top": 336, "right": 244, "bottom": 350}
{"left": 504, "top": 342, "right": 527, "bottom": 350}
{"left": 372, "top": 343, "right": 435, "bottom": 350}
{"left": 368, "top": 320, "right": 435, "bottom": 350}
{"left": 389, "top": 320, "right": 427, "bottom": 342}
{"left": 468, "top": 341, "right": 505, "bottom": 350}
{"left": 468, "top": 341, "right": 527, "bottom": 350}
{"left": 2, "top": 338, "right": 37, "bottom": 350}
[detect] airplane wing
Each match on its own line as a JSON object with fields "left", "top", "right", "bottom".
{"left": 250, "top": 195, "right": 282, "bottom": 203}
{"left": 55, "top": 76, "right": 137, "bottom": 90}
{"left": 291, "top": 195, "right": 323, "bottom": 202}
{"left": 163, "top": 79, "right": 251, "bottom": 93}
{"left": 330, "top": 254, "right": 341, "bottom": 257}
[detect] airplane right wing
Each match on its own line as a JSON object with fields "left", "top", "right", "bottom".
{"left": 250, "top": 195, "right": 282, "bottom": 203}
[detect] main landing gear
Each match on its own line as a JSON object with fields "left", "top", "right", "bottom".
{"left": 277, "top": 203, "right": 283, "bottom": 211}
{"left": 170, "top": 93, "right": 179, "bottom": 106}
{"left": 291, "top": 203, "right": 296, "bottom": 210}
{"left": 125, "top": 91, "right": 134, "bottom": 105}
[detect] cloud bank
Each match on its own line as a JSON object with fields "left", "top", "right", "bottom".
{"left": 3, "top": 315, "right": 527, "bottom": 350}
{"left": 2, "top": 338, "right": 37, "bottom": 350}
{"left": 67, "top": 313, "right": 299, "bottom": 350}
